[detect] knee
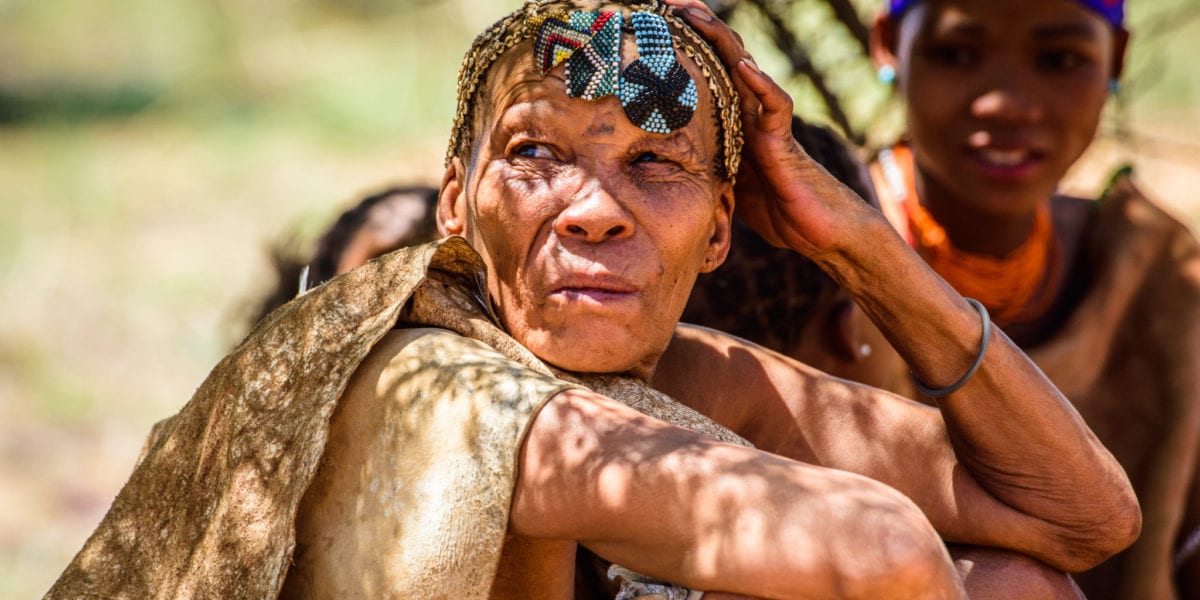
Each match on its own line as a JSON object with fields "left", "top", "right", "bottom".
{"left": 828, "top": 481, "right": 964, "bottom": 598}
{"left": 950, "top": 545, "right": 1083, "bottom": 600}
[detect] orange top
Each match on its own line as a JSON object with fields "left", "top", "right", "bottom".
{"left": 872, "top": 144, "right": 1062, "bottom": 327}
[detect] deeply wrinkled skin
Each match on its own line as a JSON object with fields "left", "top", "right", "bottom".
{"left": 438, "top": 38, "right": 733, "bottom": 380}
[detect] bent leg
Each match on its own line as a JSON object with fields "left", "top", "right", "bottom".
{"left": 949, "top": 545, "right": 1084, "bottom": 599}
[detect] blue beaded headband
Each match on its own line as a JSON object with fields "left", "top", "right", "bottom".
{"left": 447, "top": 1, "right": 743, "bottom": 181}
{"left": 533, "top": 9, "right": 698, "bottom": 133}
{"left": 888, "top": 0, "right": 1125, "bottom": 28}
{"left": 533, "top": 10, "right": 623, "bottom": 99}
{"left": 619, "top": 11, "right": 700, "bottom": 133}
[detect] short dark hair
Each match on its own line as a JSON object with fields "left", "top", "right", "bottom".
{"left": 245, "top": 185, "right": 439, "bottom": 333}
{"left": 306, "top": 185, "right": 439, "bottom": 289}
{"left": 680, "top": 118, "right": 876, "bottom": 354}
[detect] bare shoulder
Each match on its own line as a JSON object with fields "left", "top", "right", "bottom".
{"left": 654, "top": 324, "right": 829, "bottom": 429}
{"left": 1094, "top": 176, "right": 1200, "bottom": 291}
{"left": 655, "top": 324, "right": 928, "bottom": 458}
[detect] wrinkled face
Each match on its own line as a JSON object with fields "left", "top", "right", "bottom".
{"left": 439, "top": 38, "right": 732, "bottom": 379}
{"left": 885, "top": 0, "right": 1123, "bottom": 216}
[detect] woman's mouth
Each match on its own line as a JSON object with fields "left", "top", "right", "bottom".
{"left": 553, "top": 287, "right": 637, "bottom": 302}
{"left": 548, "top": 274, "right": 639, "bottom": 305}
{"left": 968, "top": 146, "right": 1043, "bottom": 180}
{"left": 979, "top": 148, "right": 1029, "bottom": 167}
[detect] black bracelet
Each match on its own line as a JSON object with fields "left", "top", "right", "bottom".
{"left": 911, "top": 298, "right": 992, "bottom": 398}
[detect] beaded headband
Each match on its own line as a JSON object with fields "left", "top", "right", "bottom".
{"left": 446, "top": 0, "right": 743, "bottom": 181}
{"left": 888, "top": 0, "right": 1125, "bottom": 28}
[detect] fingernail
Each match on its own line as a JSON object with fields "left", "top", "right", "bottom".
{"left": 741, "top": 57, "right": 760, "bottom": 73}
{"left": 688, "top": 7, "right": 713, "bottom": 22}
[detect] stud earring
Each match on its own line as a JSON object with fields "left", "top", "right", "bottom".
{"left": 1108, "top": 79, "right": 1121, "bottom": 95}
{"left": 877, "top": 64, "right": 896, "bottom": 86}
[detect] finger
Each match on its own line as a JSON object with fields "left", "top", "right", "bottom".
{"left": 737, "top": 59, "right": 794, "bottom": 133}
{"left": 662, "top": 0, "right": 718, "bottom": 20}
{"left": 666, "top": 4, "right": 769, "bottom": 125}
{"left": 666, "top": 0, "right": 751, "bottom": 65}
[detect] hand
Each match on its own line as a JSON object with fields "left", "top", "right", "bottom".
{"left": 665, "top": 0, "right": 873, "bottom": 259}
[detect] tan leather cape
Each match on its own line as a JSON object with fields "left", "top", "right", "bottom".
{"left": 47, "top": 236, "right": 749, "bottom": 599}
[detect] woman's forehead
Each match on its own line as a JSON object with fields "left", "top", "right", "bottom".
{"left": 895, "top": 0, "right": 1123, "bottom": 29}
{"left": 904, "top": 0, "right": 1112, "bottom": 40}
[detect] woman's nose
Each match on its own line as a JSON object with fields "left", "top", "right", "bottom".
{"left": 554, "top": 180, "right": 635, "bottom": 243}
{"left": 970, "top": 71, "right": 1045, "bottom": 125}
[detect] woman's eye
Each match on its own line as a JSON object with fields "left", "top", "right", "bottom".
{"left": 926, "top": 44, "right": 976, "bottom": 67}
{"left": 1037, "top": 50, "right": 1087, "bottom": 71}
{"left": 513, "top": 143, "right": 555, "bottom": 160}
{"left": 633, "top": 152, "right": 665, "bottom": 164}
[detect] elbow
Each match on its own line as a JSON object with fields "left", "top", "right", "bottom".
{"left": 735, "top": 471, "right": 964, "bottom": 599}
{"left": 832, "top": 486, "right": 964, "bottom": 599}
{"left": 1045, "top": 491, "right": 1142, "bottom": 573}
{"left": 1106, "top": 491, "right": 1143, "bottom": 558}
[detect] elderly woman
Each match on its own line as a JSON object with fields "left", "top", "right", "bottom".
{"left": 850, "top": 0, "right": 1200, "bottom": 597}
{"left": 47, "top": 1, "right": 1138, "bottom": 598}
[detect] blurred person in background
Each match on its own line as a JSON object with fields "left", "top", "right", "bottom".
{"left": 865, "top": 0, "right": 1200, "bottom": 596}
{"left": 247, "top": 185, "right": 439, "bottom": 330}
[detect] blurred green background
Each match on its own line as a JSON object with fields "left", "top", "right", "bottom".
{"left": 1, "top": 0, "right": 1197, "bottom": 596}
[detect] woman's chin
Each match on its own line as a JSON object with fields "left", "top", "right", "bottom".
{"left": 524, "top": 331, "right": 658, "bottom": 379}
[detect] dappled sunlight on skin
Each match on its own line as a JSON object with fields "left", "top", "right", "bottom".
{"left": 512, "top": 388, "right": 959, "bottom": 597}
{"left": 654, "top": 320, "right": 1137, "bottom": 571}
{"left": 949, "top": 545, "right": 1085, "bottom": 599}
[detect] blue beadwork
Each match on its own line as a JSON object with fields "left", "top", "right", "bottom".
{"left": 618, "top": 11, "right": 698, "bottom": 134}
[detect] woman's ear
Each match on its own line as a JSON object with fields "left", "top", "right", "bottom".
{"left": 438, "top": 158, "right": 469, "bottom": 238}
{"left": 1111, "top": 27, "right": 1130, "bottom": 80}
{"left": 827, "top": 298, "right": 863, "bottom": 361}
{"left": 700, "top": 182, "right": 735, "bottom": 273}
{"left": 869, "top": 13, "right": 900, "bottom": 75}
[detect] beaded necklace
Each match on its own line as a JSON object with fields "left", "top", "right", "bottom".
{"left": 875, "top": 144, "right": 1063, "bottom": 327}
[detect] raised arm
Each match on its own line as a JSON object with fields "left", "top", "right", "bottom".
{"left": 662, "top": 0, "right": 1139, "bottom": 572}
{"left": 656, "top": 325, "right": 1126, "bottom": 573}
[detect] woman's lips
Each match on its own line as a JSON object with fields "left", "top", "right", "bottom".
{"left": 547, "top": 274, "right": 639, "bottom": 304}
{"left": 967, "top": 146, "right": 1044, "bottom": 180}
{"left": 552, "top": 287, "right": 638, "bottom": 302}
{"left": 978, "top": 147, "right": 1029, "bottom": 167}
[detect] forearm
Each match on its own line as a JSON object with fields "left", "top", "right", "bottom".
{"left": 512, "top": 389, "right": 965, "bottom": 599}
{"left": 817, "top": 212, "right": 1139, "bottom": 568}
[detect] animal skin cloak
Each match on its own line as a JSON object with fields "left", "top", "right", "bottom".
{"left": 47, "top": 236, "right": 749, "bottom": 599}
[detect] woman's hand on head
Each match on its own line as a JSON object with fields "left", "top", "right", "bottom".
{"left": 667, "top": 0, "right": 876, "bottom": 260}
